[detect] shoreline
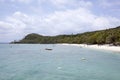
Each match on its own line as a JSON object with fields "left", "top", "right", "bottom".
{"left": 60, "top": 43, "right": 120, "bottom": 52}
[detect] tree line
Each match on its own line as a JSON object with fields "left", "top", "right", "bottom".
{"left": 12, "top": 26, "right": 120, "bottom": 46}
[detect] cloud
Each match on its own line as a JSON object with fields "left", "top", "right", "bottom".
{"left": 0, "top": 11, "right": 29, "bottom": 42}
{"left": 92, "top": 16, "right": 120, "bottom": 29}
{"left": 41, "top": 8, "right": 120, "bottom": 34}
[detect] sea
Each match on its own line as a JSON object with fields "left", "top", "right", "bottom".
{"left": 0, "top": 44, "right": 120, "bottom": 80}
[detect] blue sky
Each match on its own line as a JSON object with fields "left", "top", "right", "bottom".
{"left": 0, "top": 0, "right": 120, "bottom": 42}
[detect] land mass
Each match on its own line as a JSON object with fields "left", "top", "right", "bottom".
{"left": 12, "top": 26, "right": 120, "bottom": 46}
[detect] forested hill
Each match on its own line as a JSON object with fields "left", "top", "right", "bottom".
{"left": 13, "top": 26, "right": 120, "bottom": 45}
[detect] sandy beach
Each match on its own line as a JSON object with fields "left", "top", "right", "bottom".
{"left": 61, "top": 44, "right": 120, "bottom": 52}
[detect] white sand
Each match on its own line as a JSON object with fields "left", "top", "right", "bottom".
{"left": 60, "top": 43, "right": 120, "bottom": 52}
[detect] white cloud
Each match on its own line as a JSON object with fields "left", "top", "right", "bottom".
{"left": 0, "top": 11, "right": 30, "bottom": 42}
{"left": 0, "top": 21, "right": 12, "bottom": 30}
{"left": 92, "top": 16, "right": 120, "bottom": 30}
{"left": 41, "top": 8, "right": 120, "bottom": 34}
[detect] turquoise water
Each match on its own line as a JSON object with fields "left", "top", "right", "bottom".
{"left": 0, "top": 44, "right": 120, "bottom": 80}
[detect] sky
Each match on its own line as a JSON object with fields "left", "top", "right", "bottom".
{"left": 0, "top": 0, "right": 120, "bottom": 42}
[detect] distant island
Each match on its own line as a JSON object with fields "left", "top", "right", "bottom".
{"left": 12, "top": 26, "right": 120, "bottom": 46}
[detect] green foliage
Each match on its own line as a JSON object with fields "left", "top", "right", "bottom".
{"left": 13, "top": 26, "right": 120, "bottom": 45}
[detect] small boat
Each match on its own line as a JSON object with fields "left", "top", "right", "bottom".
{"left": 81, "top": 57, "right": 86, "bottom": 60}
{"left": 57, "top": 67, "right": 62, "bottom": 70}
{"left": 45, "top": 48, "right": 53, "bottom": 50}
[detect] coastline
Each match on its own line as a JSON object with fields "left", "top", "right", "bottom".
{"left": 60, "top": 43, "right": 120, "bottom": 52}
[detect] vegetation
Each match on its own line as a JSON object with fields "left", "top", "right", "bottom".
{"left": 12, "top": 26, "right": 120, "bottom": 46}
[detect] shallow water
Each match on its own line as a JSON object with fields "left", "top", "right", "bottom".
{"left": 0, "top": 44, "right": 120, "bottom": 80}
